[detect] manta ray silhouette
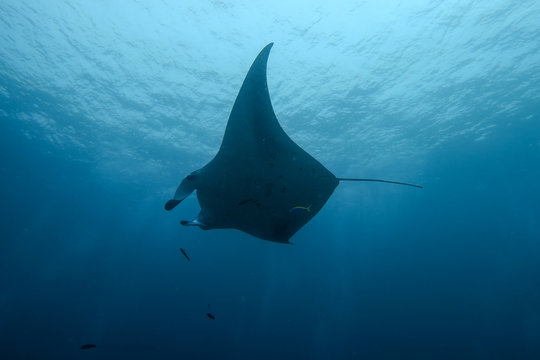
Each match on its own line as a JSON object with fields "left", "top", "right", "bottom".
{"left": 165, "top": 43, "right": 422, "bottom": 243}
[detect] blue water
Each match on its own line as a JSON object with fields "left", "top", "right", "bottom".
{"left": 1, "top": 1, "right": 539, "bottom": 359}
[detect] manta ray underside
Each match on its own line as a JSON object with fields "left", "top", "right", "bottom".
{"left": 165, "top": 43, "right": 421, "bottom": 243}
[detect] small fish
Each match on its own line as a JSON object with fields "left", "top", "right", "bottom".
{"left": 80, "top": 344, "right": 96, "bottom": 350}
{"left": 206, "top": 312, "right": 216, "bottom": 320}
{"left": 180, "top": 248, "right": 190, "bottom": 262}
{"left": 289, "top": 204, "right": 311, "bottom": 213}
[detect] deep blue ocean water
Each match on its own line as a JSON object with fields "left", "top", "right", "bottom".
{"left": 1, "top": 1, "right": 539, "bottom": 359}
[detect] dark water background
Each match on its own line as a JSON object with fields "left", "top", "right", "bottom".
{"left": 1, "top": 1, "right": 539, "bottom": 359}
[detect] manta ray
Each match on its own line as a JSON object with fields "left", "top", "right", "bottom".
{"left": 165, "top": 43, "right": 421, "bottom": 243}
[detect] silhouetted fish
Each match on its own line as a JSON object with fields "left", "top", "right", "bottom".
{"left": 180, "top": 248, "right": 190, "bottom": 262}
{"left": 206, "top": 312, "right": 215, "bottom": 320}
{"left": 288, "top": 204, "right": 312, "bottom": 213}
{"left": 80, "top": 344, "right": 96, "bottom": 350}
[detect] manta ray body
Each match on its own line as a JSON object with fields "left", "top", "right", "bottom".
{"left": 165, "top": 43, "right": 421, "bottom": 243}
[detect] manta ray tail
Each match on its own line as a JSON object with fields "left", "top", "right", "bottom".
{"left": 337, "top": 178, "right": 423, "bottom": 189}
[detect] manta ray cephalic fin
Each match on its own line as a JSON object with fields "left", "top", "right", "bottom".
{"left": 164, "top": 171, "right": 199, "bottom": 211}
